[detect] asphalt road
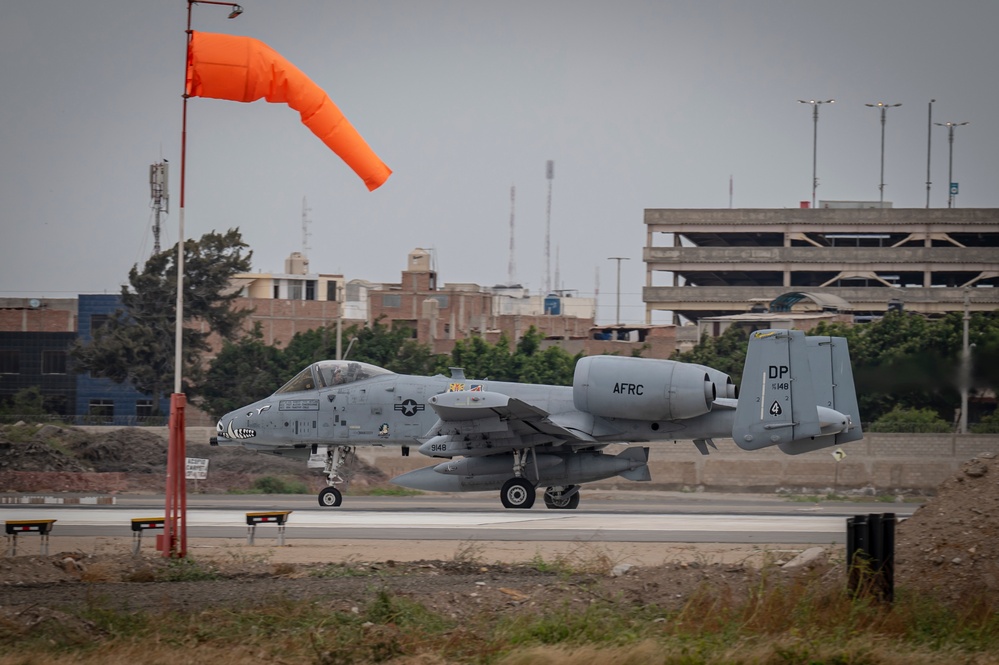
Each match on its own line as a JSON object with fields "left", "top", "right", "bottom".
{"left": 2, "top": 491, "right": 918, "bottom": 545}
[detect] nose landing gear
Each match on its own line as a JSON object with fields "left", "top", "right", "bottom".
{"left": 317, "top": 445, "right": 355, "bottom": 507}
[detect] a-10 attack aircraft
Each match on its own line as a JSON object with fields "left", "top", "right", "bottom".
{"left": 211, "top": 329, "right": 863, "bottom": 510}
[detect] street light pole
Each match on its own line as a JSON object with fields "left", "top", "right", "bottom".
{"left": 960, "top": 289, "right": 970, "bottom": 434}
{"left": 926, "top": 99, "right": 935, "bottom": 208}
{"left": 865, "top": 102, "right": 901, "bottom": 207}
{"left": 797, "top": 99, "right": 833, "bottom": 208}
{"left": 934, "top": 121, "right": 969, "bottom": 208}
{"left": 164, "top": 0, "right": 244, "bottom": 560}
{"left": 607, "top": 257, "right": 629, "bottom": 325}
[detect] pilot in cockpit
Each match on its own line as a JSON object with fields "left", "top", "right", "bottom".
{"left": 332, "top": 366, "right": 346, "bottom": 385}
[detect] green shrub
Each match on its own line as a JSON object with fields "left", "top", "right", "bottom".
{"left": 970, "top": 410, "right": 999, "bottom": 434}
{"left": 868, "top": 406, "right": 950, "bottom": 433}
{"left": 251, "top": 475, "right": 310, "bottom": 494}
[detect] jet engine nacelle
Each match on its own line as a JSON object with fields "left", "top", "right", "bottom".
{"left": 572, "top": 355, "right": 715, "bottom": 421}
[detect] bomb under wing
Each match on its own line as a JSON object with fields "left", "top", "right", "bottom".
{"left": 393, "top": 447, "right": 651, "bottom": 493}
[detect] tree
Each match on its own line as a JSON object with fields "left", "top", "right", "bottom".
{"left": 518, "top": 346, "right": 581, "bottom": 385}
{"left": 814, "top": 311, "right": 999, "bottom": 426}
{"left": 0, "top": 387, "right": 46, "bottom": 418}
{"left": 444, "top": 327, "right": 582, "bottom": 385}
{"left": 71, "top": 229, "right": 252, "bottom": 410}
{"left": 448, "top": 335, "right": 515, "bottom": 381}
{"left": 671, "top": 326, "right": 749, "bottom": 381}
{"left": 278, "top": 319, "right": 442, "bottom": 376}
{"left": 970, "top": 409, "right": 999, "bottom": 434}
{"left": 197, "top": 324, "right": 286, "bottom": 418}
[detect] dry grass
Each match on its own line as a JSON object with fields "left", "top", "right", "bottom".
{"left": 1, "top": 568, "right": 997, "bottom": 665}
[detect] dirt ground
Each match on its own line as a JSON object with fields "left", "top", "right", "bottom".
{"left": 0, "top": 536, "right": 835, "bottom": 621}
{"left": 2, "top": 424, "right": 998, "bottom": 619}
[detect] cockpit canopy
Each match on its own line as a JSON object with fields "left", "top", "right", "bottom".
{"left": 274, "top": 360, "right": 394, "bottom": 395}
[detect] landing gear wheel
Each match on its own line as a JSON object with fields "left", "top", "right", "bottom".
{"left": 318, "top": 487, "right": 343, "bottom": 507}
{"left": 543, "top": 486, "right": 580, "bottom": 510}
{"left": 500, "top": 478, "right": 536, "bottom": 509}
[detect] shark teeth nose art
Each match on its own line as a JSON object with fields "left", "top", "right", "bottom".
{"left": 226, "top": 420, "right": 256, "bottom": 440}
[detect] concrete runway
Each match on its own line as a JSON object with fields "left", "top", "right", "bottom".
{"left": 2, "top": 491, "right": 917, "bottom": 545}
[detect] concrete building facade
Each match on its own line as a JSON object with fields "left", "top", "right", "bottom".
{"left": 644, "top": 208, "right": 999, "bottom": 324}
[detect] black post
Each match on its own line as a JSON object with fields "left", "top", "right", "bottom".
{"left": 847, "top": 512, "right": 895, "bottom": 603}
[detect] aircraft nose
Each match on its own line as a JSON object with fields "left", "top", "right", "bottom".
{"left": 216, "top": 408, "right": 259, "bottom": 441}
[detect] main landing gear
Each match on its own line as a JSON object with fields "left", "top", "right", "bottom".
{"left": 500, "top": 450, "right": 536, "bottom": 509}
{"left": 500, "top": 477, "right": 535, "bottom": 509}
{"left": 317, "top": 445, "right": 355, "bottom": 508}
{"left": 498, "top": 450, "right": 582, "bottom": 510}
{"left": 543, "top": 485, "right": 580, "bottom": 510}
{"left": 498, "top": 481, "right": 583, "bottom": 510}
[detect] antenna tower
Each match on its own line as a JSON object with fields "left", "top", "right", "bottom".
{"left": 544, "top": 160, "right": 554, "bottom": 295}
{"left": 508, "top": 186, "right": 516, "bottom": 284}
{"left": 554, "top": 246, "right": 560, "bottom": 294}
{"left": 301, "top": 196, "right": 313, "bottom": 256}
{"left": 149, "top": 161, "right": 169, "bottom": 255}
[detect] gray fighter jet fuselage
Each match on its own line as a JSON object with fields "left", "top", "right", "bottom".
{"left": 212, "top": 329, "right": 864, "bottom": 509}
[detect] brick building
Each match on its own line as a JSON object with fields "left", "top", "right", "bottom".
{"left": 366, "top": 248, "right": 597, "bottom": 355}
{"left": 227, "top": 251, "right": 349, "bottom": 346}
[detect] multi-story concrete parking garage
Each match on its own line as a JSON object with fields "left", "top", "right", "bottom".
{"left": 643, "top": 207, "right": 999, "bottom": 324}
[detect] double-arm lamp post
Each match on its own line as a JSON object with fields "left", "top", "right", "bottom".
{"left": 797, "top": 99, "right": 833, "bottom": 208}
{"left": 865, "top": 102, "right": 902, "bottom": 207}
{"left": 934, "top": 121, "right": 969, "bottom": 208}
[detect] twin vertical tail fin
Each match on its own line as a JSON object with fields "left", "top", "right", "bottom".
{"left": 733, "top": 329, "right": 863, "bottom": 455}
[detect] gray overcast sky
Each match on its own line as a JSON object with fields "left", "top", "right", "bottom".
{"left": 1, "top": 1, "right": 996, "bottom": 325}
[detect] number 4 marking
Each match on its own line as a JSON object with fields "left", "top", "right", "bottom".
{"left": 769, "top": 400, "right": 783, "bottom": 416}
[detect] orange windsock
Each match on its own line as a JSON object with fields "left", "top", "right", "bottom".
{"left": 186, "top": 31, "right": 391, "bottom": 191}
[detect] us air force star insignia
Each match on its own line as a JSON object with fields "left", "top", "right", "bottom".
{"left": 769, "top": 400, "right": 783, "bottom": 416}
{"left": 394, "top": 399, "right": 425, "bottom": 417}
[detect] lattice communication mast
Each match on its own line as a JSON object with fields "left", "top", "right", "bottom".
{"left": 544, "top": 160, "right": 554, "bottom": 295}
{"left": 149, "top": 161, "right": 169, "bottom": 255}
{"left": 302, "top": 196, "right": 313, "bottom": 257}
{"left": 508, "top": 186, "right": 517, "bottom": 284}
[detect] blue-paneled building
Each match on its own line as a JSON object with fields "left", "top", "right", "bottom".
{"left": 75, "top": 294, "right": 170, "bottom": 424}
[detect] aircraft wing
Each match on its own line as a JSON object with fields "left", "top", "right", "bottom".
{"left": 418, "top": 390, "right": 595, "bottom": 458}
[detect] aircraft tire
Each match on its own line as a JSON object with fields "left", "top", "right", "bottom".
{"left": 318, "top": 487, "right": 343, "bottom": 507}
{"left": 543, "top": 486, "right": 580, "bottom": 510}
{"left": 500, "top": 478, "right": 535, "bottom": 509}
